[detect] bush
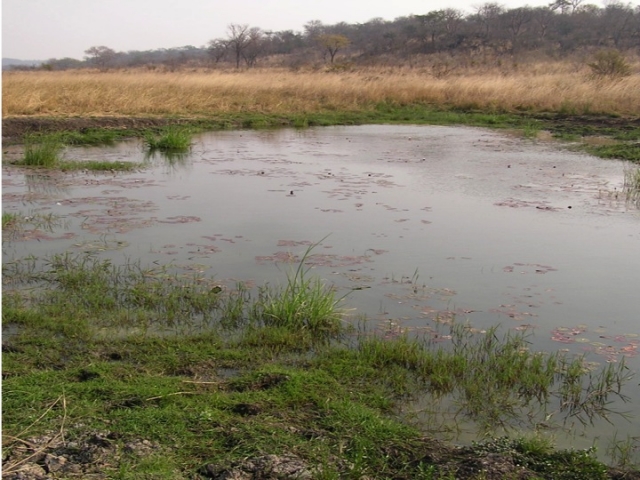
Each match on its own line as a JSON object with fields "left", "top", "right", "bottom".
{"left": 587, "top": 49, "right": 631, "bottom": 79}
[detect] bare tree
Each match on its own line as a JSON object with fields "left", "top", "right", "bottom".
{"left": 207, "top": 39, "right": 228, "bottom": 65}
{"left": 84, "top": 46, "right": 116, "bottom": 70}
{"left": 474, "top": 2, "right": 506, "bottom": 39}
{"left": 226, "top": 24, "right": 252, "bottom": 68}
{"left": 242, "top": 27, "right": 264, "bottom": 67}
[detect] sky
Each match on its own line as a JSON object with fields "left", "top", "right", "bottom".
{"left": 4, "top": 0, "right": 561, "bottom": 61}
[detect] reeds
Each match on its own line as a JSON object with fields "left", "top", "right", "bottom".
{"left": 22, "top": 135, "right": 63, "bottom": 167}
{"left": 355, "top": 325, "right": 632, "bottom": 431}
{"left": 144, "top": 127, "right": 193, "bottom": 152}
{"left": 3, "top": 66, "right": 640, "bottom": 117}
{"left": 623, "top": 164, "right": 640, "bottom": 207}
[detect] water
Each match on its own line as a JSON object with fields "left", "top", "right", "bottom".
{"left": 3, "top": 125, "right": 639, "bottom": 454}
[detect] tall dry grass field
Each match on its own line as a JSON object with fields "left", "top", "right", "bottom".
{"left": 3, "top": 64, "right": 640, "bottom": 117}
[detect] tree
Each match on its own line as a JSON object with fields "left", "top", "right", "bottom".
{"left": 242, "top": 27, "right": 264, "bottom": 67}
{"left": 318, "top": 34, "right": 350, "bottom": 63}
{"left": 226, "top": 24, "right": 252, "bottom": 68}
{"left": 84, "top": 46, "right": 116, "bottom": 70}
{"left": 207, "top": 39, "right": 228, "bottom": 65}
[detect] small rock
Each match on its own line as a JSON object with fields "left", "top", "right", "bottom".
{"left": 44, "top": 453, "right": 67, "bottom": 472}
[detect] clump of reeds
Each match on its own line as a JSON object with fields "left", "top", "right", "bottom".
{"left": 21, "top": 135, "right": 63, "bottom": 167}
{"left": 623, "top": 164, "right": 640, "bottom": 207}
{"left": 144, "top": 127, "right": 193, "bottom": 152}
{"left": 356, "top": 324, "right": 632, "bottom": 431}
{"left": 253, "top": 244, "right": 346, "bottom": 337}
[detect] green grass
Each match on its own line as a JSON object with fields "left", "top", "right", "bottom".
{"left": 144, "top": 127, "right": 193, "bottom": 152}
{"left": 56, "top": 129, "right": 120, "bottom": 146}
{"left": 587, "top": 143, "right": 640, "bottom": 163}
{"left": 14, "top": 133, "right": 141, "bottom": 171}
{"left": 2, "top": 250, "right": 638, "bottom": 478}
{"left": 623, "top": 164, "right": 640, "bottom": 206}
{"left": 253, "top": 244, "right": 347, "bottom": 338}
{"left": 21, "top": 135, "right": 64, "bottom": 166}
{"left": 1, "top": 211, "right": 64, "bottom": 241}
{"left": 58, "top": 159, "right": 141, "bottom": 171}
{"left": 2, "top": 212, "right": 20, "bottom": 229}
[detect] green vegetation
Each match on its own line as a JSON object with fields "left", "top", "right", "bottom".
{"left": 58, "top": 159, "right": 140, "bottom": 171}
{"left": 22, "top": 135, "right": 64, "bottom": 167}
{"left": 8, "top": 107, "right": 638, "bottom": 165}
{"left": 587, "top": 143, "right": 640, "bottom": 163}
{"left": 623, "top": 164, "right": 640, "bottom": 207}
{"left": 2, "top": 251, "right": 637, "bottom": 478}
{"left": 56, "top": 128, "right": 121, "bottom": 146}
{"left": 144, "top": 127, "right": 193, "bottom": 152}
{"left": 2, "top": 212, "right": 20, "bottom": 229}
{"left": 13, "top": 133, "right": 142, "bottom": 171}
{"left": 2, "top": 211, "right": 63, "bottom": 241}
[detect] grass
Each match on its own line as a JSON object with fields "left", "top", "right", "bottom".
{"left": 144, "top": 127, "right": 193, "bottom": 152}
{"left": 3, "top": 66, "right": 640, "bottom": 116}
{"left": 2, "top": 212, "right": 20, "bottom": 229}
{"left": 1, "top": 211, "right": 64, "bottom": 241}
{"left": 12, "top": 133, "right": 142, "bottom": 171}
{"left": 623, "top": 164, "right": 640, "bottom": 206}
{"left": 254, "top": 243, "right": 347, "bottom": 337}
{"left": 21, "top": 135, "right": 63, "bottom": 166}
{"left": 4, "top": 68, "right": 638, "bottom": 161}
{"left": 588, "top": 143, "right": 640, "bottom": 163}
{"left": 2, "top": 251, "right": 638, "bottom": 478}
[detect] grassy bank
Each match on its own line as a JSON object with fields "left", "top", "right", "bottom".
{"left": 2, "top": 252, "right": 638, "bottom": 479}
{"left": 3, "top": 68, "right": 639, "bottom": 162}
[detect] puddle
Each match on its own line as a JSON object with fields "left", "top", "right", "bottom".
{"left": 3, "top": 125, "right": 639, "bottom": 451}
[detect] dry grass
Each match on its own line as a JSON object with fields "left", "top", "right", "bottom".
{"left": 3, "top": 63, "right": 640, "bottom": 117}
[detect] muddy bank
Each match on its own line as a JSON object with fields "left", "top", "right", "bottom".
{"left": 1, "top": 116, "right": 199, "bottom": 145}
{"left": 3, "top": 113, "right": 639, "bottom": 146}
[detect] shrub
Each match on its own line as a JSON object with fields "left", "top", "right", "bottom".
{"left": 587, "top": 49, "right": 631, "bottom": 79}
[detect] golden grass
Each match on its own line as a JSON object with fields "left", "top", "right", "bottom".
{"left": 3, "top": 64, "right": 640, "bottom": 117}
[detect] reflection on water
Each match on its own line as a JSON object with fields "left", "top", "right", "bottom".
{"left": 3, "top": 125, "right": 639, "bottom": 454}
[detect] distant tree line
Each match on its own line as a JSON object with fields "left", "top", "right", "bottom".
{"left": 13, "top": 1, "right": 640, "bottom": 71}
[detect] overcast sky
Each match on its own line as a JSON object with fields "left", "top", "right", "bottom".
{"left": 4, "top": 0, "right": 565, "bottom": 60}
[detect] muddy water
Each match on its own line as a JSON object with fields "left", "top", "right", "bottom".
{"left": 3, "top": 125, "right": 639, "bottom": 452}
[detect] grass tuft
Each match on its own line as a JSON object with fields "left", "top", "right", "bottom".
{"left": 21, "top": 135, "right": 63, "bottom": 167}
{"left": 144, "top": 127, "right": 193, "bottom": 152}
{"left": 623, "top": 164, "right": 640, "bottom": 207}
{"left": 252, "top": 243, "right": 347, "bottom": 338}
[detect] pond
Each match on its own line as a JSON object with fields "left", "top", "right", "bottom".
{"left": 3, "top": 125, "right": 639, "bottom": 454}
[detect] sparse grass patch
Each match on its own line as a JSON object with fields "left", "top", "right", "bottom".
{"left": 58, "top": 159, "right": 140, "bottom": 171}
{"left": 2, "top": 212, "right": 20, "bottom": 229}
{"left": 56, "top": 128, "right": 120, "bottom": 146}
{"left": 623, "top": 164, "right": 640, "bottom": 207}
